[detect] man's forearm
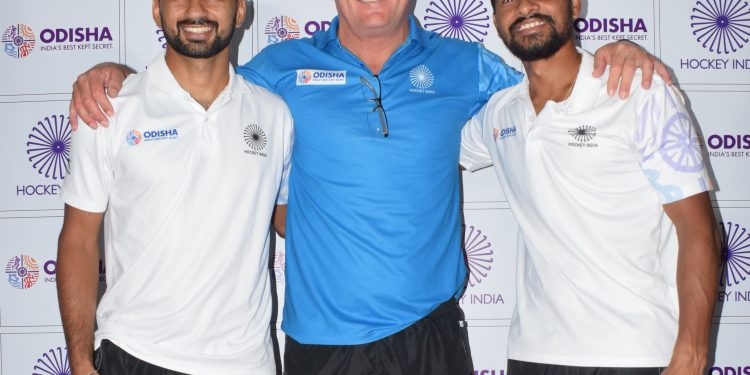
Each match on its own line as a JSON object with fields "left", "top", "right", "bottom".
{"left": 665, "top": 193, "right": 721, "bottom": 372}
{"left": 57, "top": 227, "right": 101, "bottom": 374}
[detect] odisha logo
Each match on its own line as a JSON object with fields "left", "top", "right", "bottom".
{"left": 33, "top": 347, "right": 71, "bottom": 375}
{"left": 126, "top": 130, "right": 143, "bottom": 146}
{"left": 690, "top": 0, "right": 750, "bottom": 54}
{"left": 27, "top": 114, "right": 71, "bottom": 180}
{"left": 568, "top": 125, "right": 597, "bottom": 142}
{"left": 424, "top": 0, "right": 490, "bottom": 42}
{"left": 156, "top": 29, "right": 166, "bottom": 49}
{"left": 464, "top": 225, "right": 494, "bottom": 287}
{"left": 264, "top": 16, "right": 301, "bottom": 45}
{"left": 6, "top": 255, "right": 40, "bottom": 290}
{"left": 3, "top": 24, "right": 36, "bottom": 58}
{"left": 244, "top": 124, "right": 267, "bottom": 151}
{"left": 719, "top": 221, "right": 750, "bottom": 287}
{"left": 410, "top": 65, "right": 435, "bottom": 89}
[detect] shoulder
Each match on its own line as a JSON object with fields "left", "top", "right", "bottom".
{"left": 486, "top": 82, "right": 525, "bottom": 114}
{"left": 235, "top": 76, "right": 291, "bottom": 112}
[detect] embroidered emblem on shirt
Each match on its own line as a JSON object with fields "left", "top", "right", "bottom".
{"left": 296, "top": 70, "right": 347, "bottom": 85}
{"left": 409, "top": 65, "right": 436, "bottom": 94}
{"left": 568, "top": 125, "right": 598, "bottom": 148}
{"left": 244, "top": 124, "right": 268, "bottom": 157}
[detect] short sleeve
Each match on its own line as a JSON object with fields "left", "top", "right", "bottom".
{"left": 236, "top": 49, "right": 275, "bottom": 92}
{"left": 277, "top": 107, "right": 294, "bottom": 205}
{"left": 635, "top": 85, "right": 713, "bottom": 204}
{"left": 470, "top": 46, "right": 523, "bottom": 117}
{"left": 61, "top": 120, "right": 114, "bottom": 213}
{"left": 460, "top": 105, "right": 494, "bottom": 172}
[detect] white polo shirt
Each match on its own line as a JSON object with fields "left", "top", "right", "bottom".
{"left": 461, "top": 51, "right": 712, "bottom": 367}
{"left": 63, "top": 53, "right": 293, "bottom": 374}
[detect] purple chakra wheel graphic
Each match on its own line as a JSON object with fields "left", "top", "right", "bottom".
{"left": 2, "top": 24, "right": 36, "bottom": 58}
{"left": 5, "top": 255, "right": 40, "bottom": 290}
{"left": 424, "top": 0, "right": 490, "bottom": 42}
{"left": 659, "top": 111, "right": 704, "bottom": 173}
{"left": 464, "top": 225, "right": 494, "bottom": 287}
{"left": 27, "top": 114, "right": 71, "bottom": 180}
{"left": 690, "top": 0, "right": 750, "bottom": 54}
{"left": 720, "top": 222, "right": 750, "bottom": 287}
{"left": 33, "top": 347, "right": 71, "bottom": 375}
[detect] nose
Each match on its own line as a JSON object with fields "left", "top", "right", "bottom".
{"left": 514, "top": 0, "right": 541, "bottom": 17}
{"left": 185, "top": 0, "right": 209, "bottom": 20}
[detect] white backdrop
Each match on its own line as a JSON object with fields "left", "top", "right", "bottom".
{"left": 2, "top": 1, "right": 749, "bottom": 374}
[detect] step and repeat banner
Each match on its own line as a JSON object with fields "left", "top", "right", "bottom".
{"left": 2, "top": 1, "right": 749, "bottom": 374}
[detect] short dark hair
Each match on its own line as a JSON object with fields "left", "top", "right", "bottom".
{"left": 491, "top": 0, "right": 497, "bottom": 12}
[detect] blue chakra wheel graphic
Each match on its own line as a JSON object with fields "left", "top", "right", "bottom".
{"left": 33, "top": 347, "right": 70, "bottom": 375}
{"left": 720, "top": 222, "right": 750, "bottom": 287}
{"left": 690, "top": 0, "right": 750, "bottom": 54}
{"left": 659, "top": 112, "right": 704, "bottom": 173}
{"left": 26, "top": 114, "right": 71, "bottom": 180}
{"left": 410, "top": 65, "right": 435, "bottom": 89}
{"left": 464, "top": 225, "right": 494, "bottom": 287}
{"left": 424, "top": 0, "right": 490, "bottom": 42}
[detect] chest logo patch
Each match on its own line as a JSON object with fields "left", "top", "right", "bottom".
{"left": 296, "top": 69, "right": 347, "bottom": 85}
{"left": 568, "top": 125, "right": 598, "bottom": 148}
{"left": 494, "top": 126, "right": 517, "bottom": 141}
{"left": 244, "top": 124, "right": 268, "bottom": 157}
{"left": 126, "top": 128, "right": 178, "bottom": 146}
{"left": 409, "top": 65, "right": 435, "bottom": 94}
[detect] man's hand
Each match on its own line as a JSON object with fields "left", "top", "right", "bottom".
{"left": 70, "top": 63, "right": 135, "bottom": 130}
{"left": 592, "top": 40, "right": 672, "bottom": 99}
{"left": 661, "top": 349, "right": 707, "bottom": 375}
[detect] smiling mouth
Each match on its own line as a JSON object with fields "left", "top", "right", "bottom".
{"left": 182, "top": 25, "right": 213, "bottom": 34}
{"left": 516, "top": 20, "right": 547, "bottom": 32}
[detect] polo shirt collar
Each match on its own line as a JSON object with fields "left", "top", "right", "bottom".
{"left": 313, "top": 15, "right": 430, "bottom": 51}
{"left": 145, "top": 51, "right": 239, "bottom": 97}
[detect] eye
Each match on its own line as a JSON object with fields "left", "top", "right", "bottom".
{"left": 500, "top": 0, "right": 515, "bottom": 4}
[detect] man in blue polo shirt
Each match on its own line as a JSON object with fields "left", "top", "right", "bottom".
{"left": 68, "top": 1, "right": 670, "bottom": 373}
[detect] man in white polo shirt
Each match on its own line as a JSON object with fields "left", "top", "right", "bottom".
{"left": 56, "top": 0, "right": 292, "bottom": 374}
{"left": 461, "top": 0, "right": 719, "bottom": 374}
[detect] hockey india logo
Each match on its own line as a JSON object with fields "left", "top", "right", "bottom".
{"left": 464, "top": 225, "right": 494, "bottom": 287}
{"left": 690, "top": 0, "right": 750, "bottom": 54}
{"left": 33, "top": 347, "right": 71, "bottom": 375}
{"left": 244, "top": 124, "right": 268, "bottom": 151}
{"left": 27, "top": 115, "right": 71, "bottom": 180}
{"left": 568, "top": 125, "right": 597, "bottom": 143}
{"left": 423, "top": 0, "right": 490, "bottom": 42}
{"left": 720, "top": 221, "right": 750, "bottom": 287}
{"left": 410, "top": 65, "right": 435, "bottom": 90}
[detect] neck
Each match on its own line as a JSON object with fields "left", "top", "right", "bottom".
{"left": 523, "top": 42, "right": 581, "bottom": 114}
{"left": 337, "top": 17, "right": 410, "bottom": 75}
{"left": 164, "top": 48, "right": 231, "bottom": 110}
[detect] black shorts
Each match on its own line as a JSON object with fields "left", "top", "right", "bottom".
{"left": 283, "top": 300, "right": 474, "bottom": 375}
{"left": 508, "top": 359, "right": 666, "bottom": 375}
{"left": 95, "top": 339, "right": 187, "bottom": 375}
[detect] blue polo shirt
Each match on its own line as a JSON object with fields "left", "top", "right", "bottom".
{"left": 237, "top": 16, "right": 521, "bottom": 345}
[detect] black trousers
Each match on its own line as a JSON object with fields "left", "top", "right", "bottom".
{"left": 284, "top": 300, "right": 474, "bottom": 375}
{"left": 508, "top": 359, "right": 666, "bottom": 375}
{"left": 95, "top": 339, "right": 188, "bottom": 375}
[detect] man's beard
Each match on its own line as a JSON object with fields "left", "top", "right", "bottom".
{"left": 161, "top": 16, "right": 235, "bottom": 59}
{"left": 502, "top": 7, "right": 574, "bottom": 61}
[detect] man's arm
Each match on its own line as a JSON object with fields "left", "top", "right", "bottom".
{"left": 273, "top": 204, "right": 287, "bottom": 238}
{"left": 70, "top": 63, "right": 135, "bottom": 129}
{"left": 593, "top": 40, "right": 672, "bottom": 99}
{"left": 661, "top": 192, "right": 720, "bottom": 375}
{"left": 57, "top": 205, "right": 104, "bottom": 375}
